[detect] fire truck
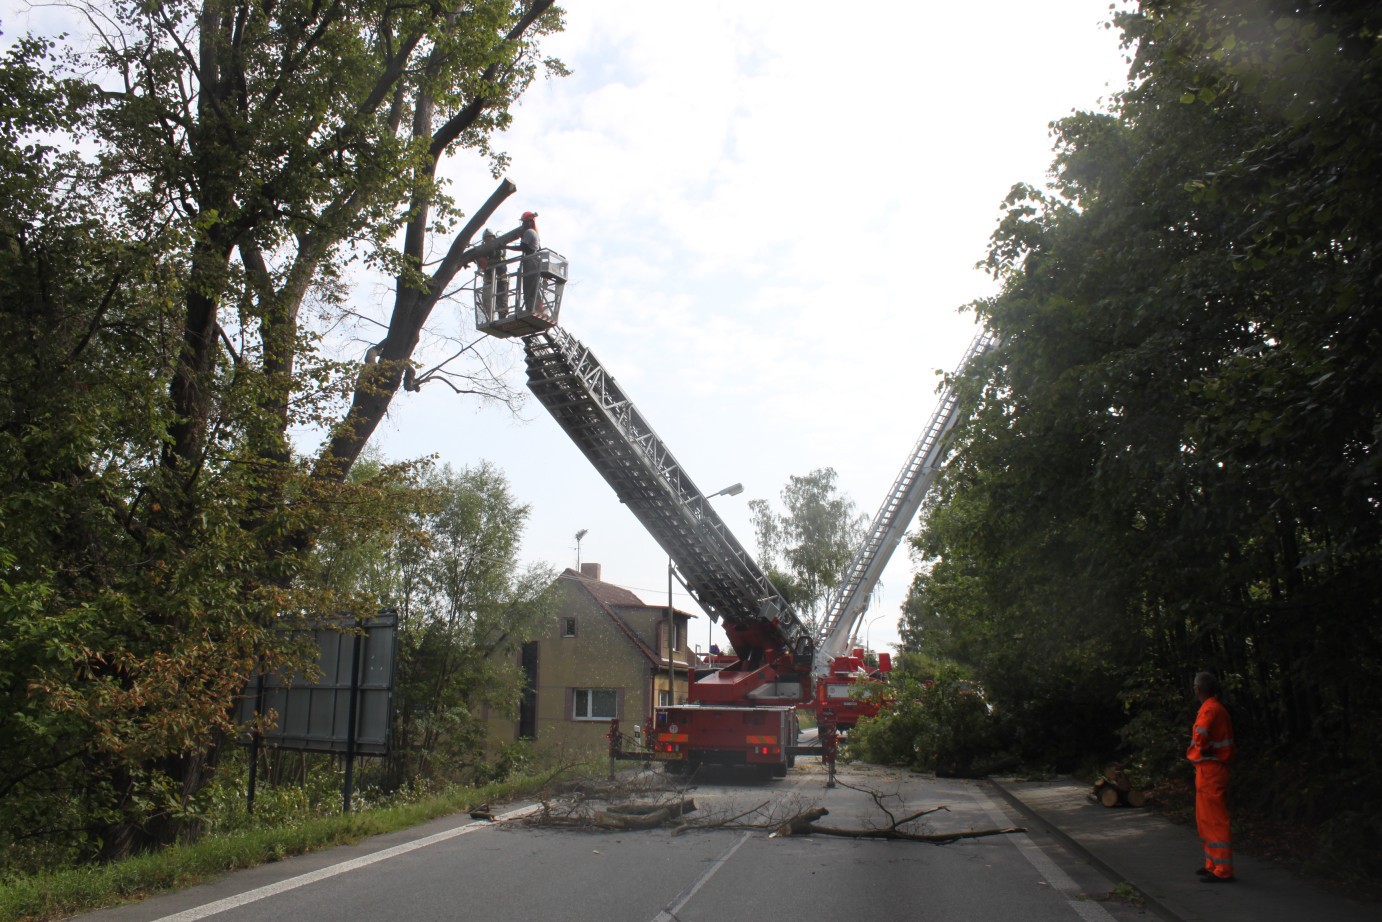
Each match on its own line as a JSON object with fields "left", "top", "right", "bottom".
{"left": 472, "top": 234, "right": 992, "bottom": 773}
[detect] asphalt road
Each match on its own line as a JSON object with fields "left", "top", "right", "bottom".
{"left": 77, "top": 763, "right": 1144, "bottom": 922}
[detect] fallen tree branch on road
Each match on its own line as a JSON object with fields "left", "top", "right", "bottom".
{"left": 781, "top": 820, "right": 1027, "bottom": 843}
{"left": 594, "top": 799, "right": 698, "bottom": 830}
{"left": 514, "top": 767, "right": 1026, "bottom": 844}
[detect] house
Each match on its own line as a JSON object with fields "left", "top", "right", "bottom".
{"left": 486, "top": 563, "right": 697, "bottom": 759}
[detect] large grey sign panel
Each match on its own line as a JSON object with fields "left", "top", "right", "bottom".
{"left": 238, "top": 615, "right": 397, "bottom": 756}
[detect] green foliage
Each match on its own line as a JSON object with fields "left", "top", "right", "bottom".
{"left": 903, "top": 0, "right": 1382, "bottom": 883}
{"left": 313, "top": 462, "right": 554, "bottom": 790}
{"left": 201, "top": 749, "right": 347, "bottom": 836}
{"left": 846, "top": 654, "right": 1002, "bottom": 777}
{"left": 749, "top": 468, "right": 866, "bottom": 632}
{"left": 1, "top": 1, "right": 565, "bottom": 869}
{"left": 478, "top": 739, "right": 538, "bottom": 785}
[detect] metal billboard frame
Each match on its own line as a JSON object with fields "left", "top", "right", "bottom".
{"left": 237, "top": 613, "right": 398, "bottom": 812}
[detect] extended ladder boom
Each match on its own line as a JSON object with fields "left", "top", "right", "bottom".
{"left": 813, "top": 328, "right": 996, "bottom": 675}
{"left": 524, "top": 327, "right": 814, "bottom": 665}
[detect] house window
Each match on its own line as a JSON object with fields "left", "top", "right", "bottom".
{"left": 562, "top": 617, "right": 577, "bottom": 637}
{"left": 573, "top": 688, "right": 617, "bottom": 720}
{"left": 658, "top": 622, "right": 684, "bottom": 653}
{"left": 658, "top": 690, "right": 672, "bottom": 708}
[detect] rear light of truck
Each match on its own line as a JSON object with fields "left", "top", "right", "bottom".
{"left": 656, "top": 732, "right": 688, "bottom": 753}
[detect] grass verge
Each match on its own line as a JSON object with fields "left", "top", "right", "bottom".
{"left": 0, "top": 766, "right": 580, "bottom": 922}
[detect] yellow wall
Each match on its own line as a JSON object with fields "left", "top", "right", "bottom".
{"left": 485, "top": 576, "right": 693, "bottom": 761}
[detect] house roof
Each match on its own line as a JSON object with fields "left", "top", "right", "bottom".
{"left": 559, "top": 568, "right": 695, "bottom": 667}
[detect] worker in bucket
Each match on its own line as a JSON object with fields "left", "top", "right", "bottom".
{"left": 478, "top": 229, "right": 509, "bottom": 318}
{"left": 1187, "top": 671, "right": 1235, "bottom": 883}
{"left": 512, "top": 211, "right": 541, "bottom": 315}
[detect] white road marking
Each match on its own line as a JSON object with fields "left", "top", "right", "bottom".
{"left": 649, "top": 771, "right": 811, "bottom": 922}
{"left": 651, "top": 832, "right": 753, "bottom": 922}
{"left": 150, "top": 804, "right": 542, "bottom": 922}
{"left": 970, "top": 786, "right": 1118, "bottom": 922}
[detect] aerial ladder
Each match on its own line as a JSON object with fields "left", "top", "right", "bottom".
{"left": 808, "top": 328, "right": 997, "bottom": 728}
{"left": 474, "top": 239, "right": 813, "bottom": 775}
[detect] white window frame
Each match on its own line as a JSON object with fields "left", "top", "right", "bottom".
{"left": 573, "top": 687, "right": 617, "bottom": 720}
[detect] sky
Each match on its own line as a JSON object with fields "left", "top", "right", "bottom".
{"left": 376, "top": 1, "right": 1137, "bottom": 656}
{"left": 2, "top": 0, "right": 1136, "bottom": 656}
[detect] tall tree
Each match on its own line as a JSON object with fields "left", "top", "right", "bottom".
{"left": 749, "top": 468, "right": 867, "bottom": 634}
{"left": 0, "top": 0, "right": 565, "bottom": 861}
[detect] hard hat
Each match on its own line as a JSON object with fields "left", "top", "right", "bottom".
{"left": 521, "top": 211, "right": 538, "bottom": 221}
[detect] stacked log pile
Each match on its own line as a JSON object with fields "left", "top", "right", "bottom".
{"left": 1090, "top": 764, "right": 1147, "bottom": 808}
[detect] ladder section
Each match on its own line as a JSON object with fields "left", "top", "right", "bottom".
{"left": 813, "top": 328, "right": 996, "bottom": 673}
{"left": 524, "top": 327, "right": 813, "bottom": 662}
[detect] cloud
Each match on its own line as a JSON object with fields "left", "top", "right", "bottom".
{"left": 389, "top": 0, "right": 1135, "bottom": 650}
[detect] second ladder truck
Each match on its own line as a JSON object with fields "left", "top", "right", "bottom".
{"left": 806, "top": 328, "right": 996, "bottom": 729}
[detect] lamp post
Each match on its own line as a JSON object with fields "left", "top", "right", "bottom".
{"left": 864, "top": 613, "right": 889, "bottom": 659}
{"left": 667, "top": 482, "right": 744, "bottom": 706}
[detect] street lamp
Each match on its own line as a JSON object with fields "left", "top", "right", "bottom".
{"left": 864, "top": 612, "right": 889, "bottom": 657}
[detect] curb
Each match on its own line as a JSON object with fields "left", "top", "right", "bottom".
{"left": 986, "top": 778, "right": 1184, "bottom": 922}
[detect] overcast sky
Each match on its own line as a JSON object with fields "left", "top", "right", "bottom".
{"left": 383, "top": 1, "right": 1137, "bottom": 655}
{"left": 3, "top": 0, "right": 1136, "bottom": 655}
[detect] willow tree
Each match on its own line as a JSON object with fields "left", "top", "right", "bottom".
{"left": 1, "top": 0, "right": 564, "bottom": 862}
{"left": 749, "top": 468, "right": 867, "bottom": 636}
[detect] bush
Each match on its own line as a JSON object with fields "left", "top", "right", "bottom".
{"left": 847, "top": 655, "right": 1003, "bottom": 776}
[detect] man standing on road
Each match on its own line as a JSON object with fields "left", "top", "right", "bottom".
{"left": 1188, "top": 671, "right": 1235, "bottom": 883}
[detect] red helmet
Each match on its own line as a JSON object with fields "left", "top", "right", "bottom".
{"left": 521, "top": 211, "right": 538, "bottom": 221}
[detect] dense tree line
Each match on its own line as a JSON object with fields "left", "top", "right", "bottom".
{"left": 0, "top": 1, "right": 564, "bottom": 869}
{"left": 894, "top": 0, "right": 1380, "bottom": 880}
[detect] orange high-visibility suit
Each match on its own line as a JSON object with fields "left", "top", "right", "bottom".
{"left": 1187, "top": 694, "right": 1235, "bottom": 879}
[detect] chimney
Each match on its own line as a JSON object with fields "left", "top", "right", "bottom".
{"left": 580, "top": 562, "right": 602, "bottom": 581}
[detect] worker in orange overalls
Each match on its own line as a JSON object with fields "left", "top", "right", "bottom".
{"left": 1187, "top": 671, "right": 1235, "bottom": 883}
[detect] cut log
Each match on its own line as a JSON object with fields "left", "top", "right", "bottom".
{"left": 1098, "top": 785, "right": 1121, "bottom": 807}
{"left": 1103, "top": 765, "right": 1132, "bottom": 792}
{"left": 1123, "top": 789, "right": 1147, "bottom": 808}
{"left": 774, "top": 807, "right": 830, "bottom": 837}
